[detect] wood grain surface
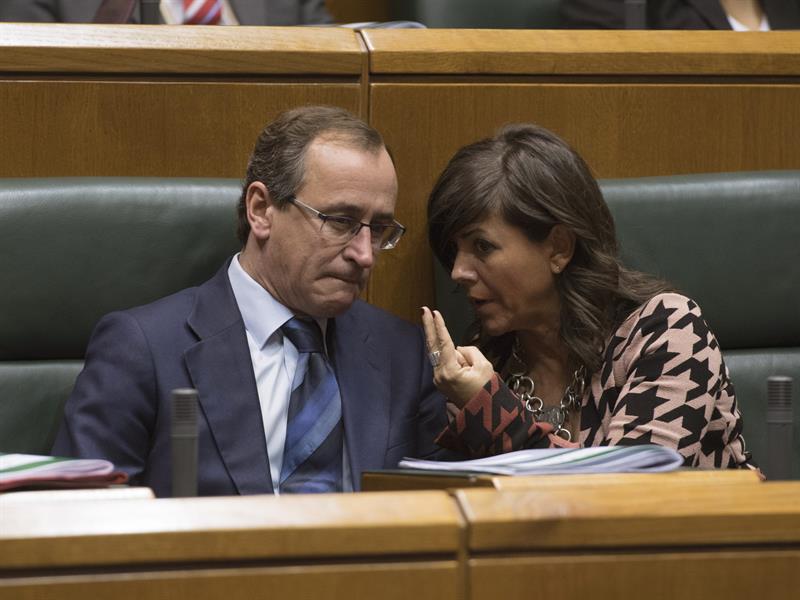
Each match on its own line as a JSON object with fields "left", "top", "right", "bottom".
{"left": 0, "top": 491, "right": 461, "bottom": 569}
{"left": 368, "top": 81, "right": 800, "bottom": 321}
{"left": 0, "top": 80, "right": 360, "bottom": 178}
{"left": 363, "top": 29, "right": 800, "bottom": 75}
{"left": 470, "top": 550, "right": 800, "bottom": 600}
{"left": 455, "top": 481, "right": 800, "bottom": 551}
{"left": 0, "top": 24, "right": 363, "bottom": 74}
{"left": 361, "top": 468, "right": 761, "bottom": 492}
{"left": 0, "top": 562, "right": 459, "bottom": 600}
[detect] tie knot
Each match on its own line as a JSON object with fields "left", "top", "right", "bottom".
{"left": 281, "top": 317, "right": 325, "bottom": 354}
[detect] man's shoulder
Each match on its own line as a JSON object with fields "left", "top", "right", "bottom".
{"left": 344, "top": 300, "right": 416, "bottom": 330}
{"left": 124, "top": 285, "right": 200, "bottom": 319}
{"left": 344, "top": 300, "right": 420, "bottom": 333}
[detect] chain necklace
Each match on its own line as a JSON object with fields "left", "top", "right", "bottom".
{"left": 505, "top": 338, "right": 586, "bottom": 441}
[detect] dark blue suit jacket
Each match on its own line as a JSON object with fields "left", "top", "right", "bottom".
{"left": 53, "top": 260, "right": 449, "bottom": 497}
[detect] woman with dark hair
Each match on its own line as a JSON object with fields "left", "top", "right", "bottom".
{"left": 422, "top": 123, "right": 755, "bottom": 469}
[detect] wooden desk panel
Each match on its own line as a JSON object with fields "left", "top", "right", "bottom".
{"left": 0, "top": 491, "right": 462, "bottom": 600}
{"left": 455, "top": 482, "right": 800, "bottom": 552}
{"left": 470, "top": 550, "right": 800, "bottom": 600}
{"left": 0, "top": 491, "right": 460, "bottom": 569}
{"left": 0, "top": 24, "right": 363, "bottom": 74}
{"left": 0, "top": 80, "right": 359, "bottom": 178}
{"left": 362, "top": 29, "right": 800, "bottom": 76}
{"left": 0, "top": 562, "right": 458, "bottom": 600}
{"left": 361, "top": 467, "right": 762, "bottom": 492}
{"left": 369, "top": 81, "right": 800, "bottom": 321}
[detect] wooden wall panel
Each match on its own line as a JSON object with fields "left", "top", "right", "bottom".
{"left": 0, "top": 562, "right": 458, "bottom": 600}
{"left": 368, "top": 82, "right": 800, "bottom": 322}
{"left": 326, "top": 0, "right": 389, "bottom": 24}
{"left": 470, "top": 550, "right": 800, "bottom": 600}
{"left": 0, "top": 81, "right": 359, "bottom": 178}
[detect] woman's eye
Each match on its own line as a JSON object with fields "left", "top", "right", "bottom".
{"left": 474, "top": 239, "right": 495, "bottom": 255}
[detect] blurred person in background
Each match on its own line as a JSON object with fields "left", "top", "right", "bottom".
{"left": 0, "top": 0, "right": 332, "bottom": 25}
{"left": 561, "top": 0, "right": 800, "bottom": 30}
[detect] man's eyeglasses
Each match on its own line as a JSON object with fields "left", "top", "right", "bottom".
{"left": 287, "top": 196, "right": 406, "bottom": 250}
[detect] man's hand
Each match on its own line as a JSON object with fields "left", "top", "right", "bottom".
{"left": 421, "top": 306, "right": 495, "bottom": 408}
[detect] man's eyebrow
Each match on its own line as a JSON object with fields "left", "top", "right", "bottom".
{"left": 323, "top": 202, "right": 394, "bottom": 221}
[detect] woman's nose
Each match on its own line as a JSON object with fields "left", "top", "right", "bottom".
{"left": 451, "top": 254, "right": 476, "bottom": 285}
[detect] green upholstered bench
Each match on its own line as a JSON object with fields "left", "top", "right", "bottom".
{"left": 433, "top": 171, "right": 800, "bottom": 477}
{"left": 0, "top": 178, "right": 241, "bottom": 454}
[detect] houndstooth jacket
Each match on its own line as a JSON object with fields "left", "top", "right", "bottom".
{"left": 436, "top": 293, "right": 755, "bottom": 469}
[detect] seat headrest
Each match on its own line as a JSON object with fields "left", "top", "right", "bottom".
{"left": 603, "top": 171, "right": 800, "bottom": 350}
{"left": 0, "top": 178, "right": 241, "bottom": 360}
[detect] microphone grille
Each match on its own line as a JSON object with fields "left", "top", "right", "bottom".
{"left": 171, "top": 388, "right": 198, "bottom": 425}
{"left": 767, "top": 376, "right": 793, "bottom": 410}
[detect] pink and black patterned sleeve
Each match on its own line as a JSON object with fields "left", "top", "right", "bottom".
{"left": 434, "top": 373, "right": 557, "bottom": 457}
{"left": 587, "top": 293, "right": 751, "bottom": 468}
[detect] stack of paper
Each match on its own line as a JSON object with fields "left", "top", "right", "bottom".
{"left": 0, "top": 453, "right": 128, "bottom": 491}
{"left": 399, "top": 445, "right": 685, "bottom": 475}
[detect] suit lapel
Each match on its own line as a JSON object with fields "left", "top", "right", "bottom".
{"left": 330, "top": 305, "right": 391, "bottom": 488}
{"left": 185, "top": 262, "right": 273, "bottom": 494}
{"left": 685, "top": 0, "right": 730, "bottom": 28}
{"left": 763, "top": 0, "right": 800, "bottom": 28}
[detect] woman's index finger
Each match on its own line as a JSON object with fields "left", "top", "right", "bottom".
{"left": 432, "top": 310, "right": 457, "bottom": 354}
{"left": 420, "top": 306, "right": 440, "bottom": 353}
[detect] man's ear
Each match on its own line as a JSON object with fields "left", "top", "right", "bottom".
{"left": 546, "top": 224, "right": 576, "bottom": 273}
{"left": 245, "top": 182, "right": 274, "bottom": 241}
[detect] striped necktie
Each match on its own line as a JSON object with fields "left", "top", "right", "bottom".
{"left": 183, "top": 0, "right": 223, "bottom": 24}
{"left": 279, "top": 318, "right": 344, "bottom": 493}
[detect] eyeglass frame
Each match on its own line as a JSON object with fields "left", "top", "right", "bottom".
{"left": 286, "top": 195, "right": 406, "bottom": 250}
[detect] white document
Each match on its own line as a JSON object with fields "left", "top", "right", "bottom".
{"left": 399, "top": 445, "right": 684, "bottom": 476}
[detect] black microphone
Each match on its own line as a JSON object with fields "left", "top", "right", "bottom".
{"left": 140, "top": 0, "right": 160, "bottom": 24}
{"left": 171, "top": 388, "right": 199, "bottom": 497}
{"left": 766, "top": 376, "right": 793, "bottom": 480}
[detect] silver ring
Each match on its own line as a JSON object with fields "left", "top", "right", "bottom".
{"left": 428, "top": 350, "right": 441, "bottom": 367}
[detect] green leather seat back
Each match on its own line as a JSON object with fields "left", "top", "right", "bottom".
{"left": 433, "top": 171, "right": 800, "bottom": 476}
{"left": 389, "top": 0, "right": 562, "bottom": 29}
{"left": 604, "top": 171, "right": 800, "bottom": 476}
{"left": 0, "top": 178, "right": 241, "bottom": 453}
{"left": 603, "top": 171, "right": 800, "bottom": 351}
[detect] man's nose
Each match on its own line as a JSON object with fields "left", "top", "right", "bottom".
{"left": 344, "top": 225, "right": 375, "bottom": 269}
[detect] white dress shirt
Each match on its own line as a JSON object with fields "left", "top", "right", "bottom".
{"left": 160, "top": 0, "right": 240, "bottom": 24}
{"left": 227, "top": 254, "right": 351, "bottom": 493}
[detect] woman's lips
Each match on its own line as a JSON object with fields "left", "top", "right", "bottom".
{"left": 470, "top": 297, "right": 492, "bottom": 311}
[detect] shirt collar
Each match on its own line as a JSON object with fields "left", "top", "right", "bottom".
{"left": 227, "top": 253, "right": 329, "bottom": 350}
{"left": 228, "top": 253, "right": 294, "bottom": 349}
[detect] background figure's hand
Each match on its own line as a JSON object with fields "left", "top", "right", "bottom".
{"left": 421, "top": 306, "right": 495, "bottom": 408}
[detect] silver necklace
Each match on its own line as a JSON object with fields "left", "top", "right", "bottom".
{"left": 506, "top": 339, "right": 586, "bottom": 441}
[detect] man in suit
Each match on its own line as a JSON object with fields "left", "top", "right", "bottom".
{"left": 561, "top": 0, "right": 800, "bottom": 30}
{"left": 0, "top": 0, "right": 332, "bottom": 25}
{"left": 52, "top": 106, "right": 449, "bottom": 497}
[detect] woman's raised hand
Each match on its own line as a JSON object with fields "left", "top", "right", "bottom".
{"left": 421, "top": 306, "right": 495, "bottom": 408}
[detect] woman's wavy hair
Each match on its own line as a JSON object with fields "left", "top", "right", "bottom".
{"left": 427, "top": 124, "right": 670, "bottom": 374}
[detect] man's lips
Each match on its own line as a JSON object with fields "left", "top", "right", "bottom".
{"left": 330, "top": 273, "right": 364, "bottom": 285}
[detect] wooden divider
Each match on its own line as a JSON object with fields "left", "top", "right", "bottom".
{"left": 1, "top": 26, "right": 798, "bottom": 322}
{"left": 363, "top": 29, "right": 800, "bottom": 322}
{"left": 361, "top": 466, "right": 762, "bottom": 492}
{"left": 455, "top": 481, "right": 800, "bottom": 599}
{"left": 0, "top": 490, "right": 463, "bottom": 600}
{"left": 4, "top": 476, "right": 798, "bottom": 600}
{"left": 0, "top": 24, "right": 365, "bottom": 181}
